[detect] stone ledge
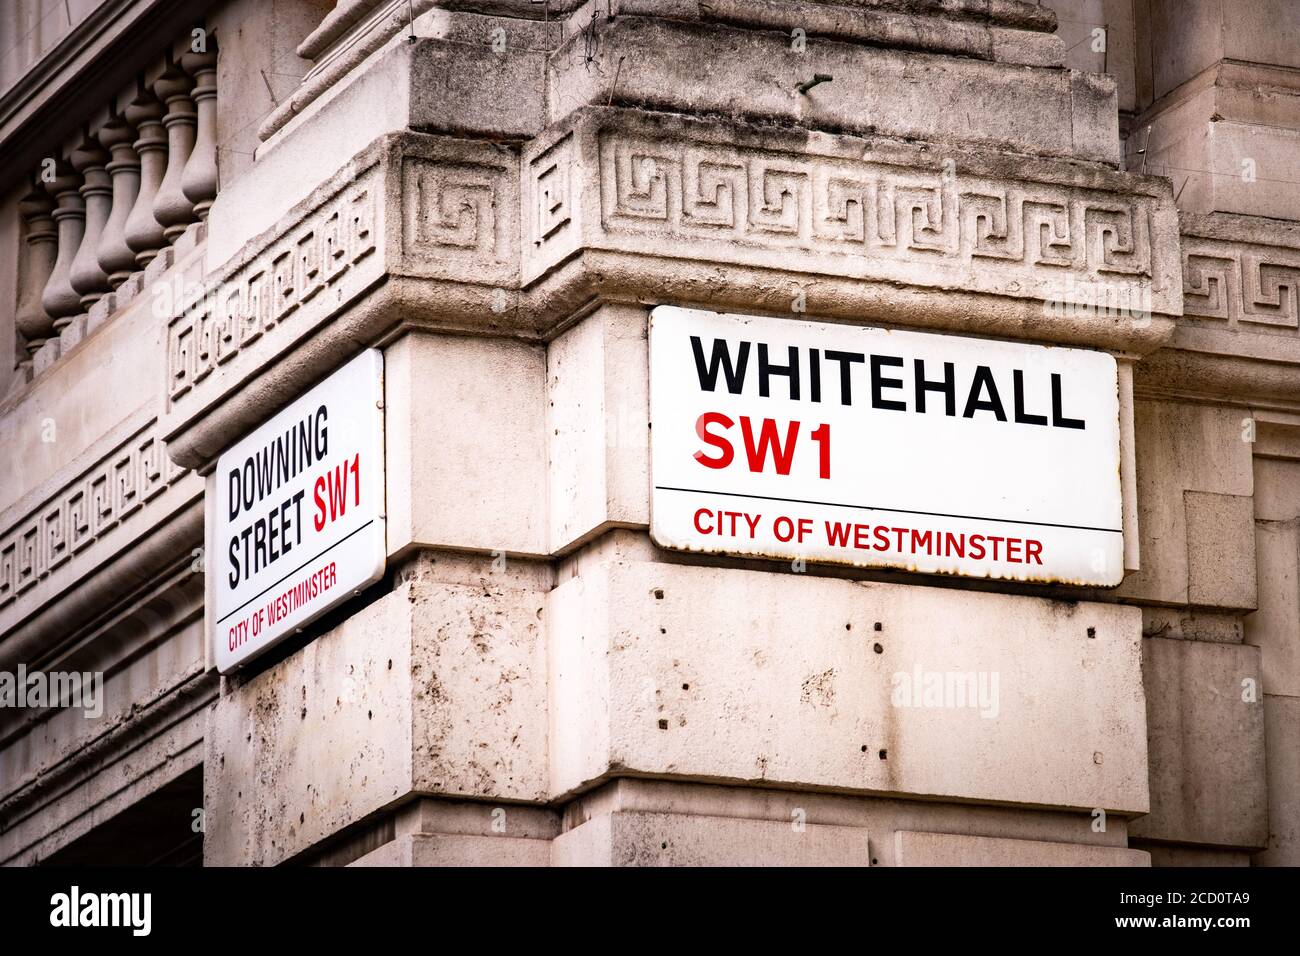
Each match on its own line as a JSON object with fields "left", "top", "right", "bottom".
{"left": 548, "top": 533, "right": 1150, "bottom": 814}
{"left": 549, "top": 17, "right": 1115, "bottom": 162}
{"left": 612, "top": 0, "right": 1062, "bottom": 66}
{"left": 553, "top": 809, "right": 871, "bottom": 866}
{"left": 894, "top": 829, "right": 1150, "bottom": 866}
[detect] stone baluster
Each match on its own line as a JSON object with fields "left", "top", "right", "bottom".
{"left": 96, "top": 114, "right": 141, "bottom": 288}
{"left": 124, "top": 87, "right": 168, "bottom": 267}
{"left": 15, "top": 185, "right": 58, "bottom": 367}
{"left": 152, "top": 62, "right": 199, "bottom": 240}
{"left": 68, "top": 135, "right": 113, "bottom": 308}
{"left": 181, "top": 39, "right": 218, "bottom": 220}
{"left": 41, "top": 160, "right": 87, "bottom": 330}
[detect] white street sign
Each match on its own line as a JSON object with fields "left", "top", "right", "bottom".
{"left": 650, "top": 307, "right": 1124, "bottom": 586}
{"left": 211, "top": 349, "right": 386, "bottom": 673}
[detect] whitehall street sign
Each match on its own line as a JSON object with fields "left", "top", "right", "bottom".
{"left": 649, "top": 306, "right": 1124, "bottom": 586}
{"left": 211, "top": 349, "right": 386, "bottom": 673}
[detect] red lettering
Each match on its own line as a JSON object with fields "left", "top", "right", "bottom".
{"left": 694, "top": 412, "right": 734, "bottom": 469}
{"left": 329, "top": 462, "right": 349, "bottom": 520}
{"left": 825, "top": 521, "right": 850, "bottom": 547}
{"left": 313, "top": 476, "right": 326, "bottom": 531}
{"left": 810, "top": 423, "right": 831, "bottom": 479}
{"left": 741, "top": 417, "right": 799, "bottom": 475}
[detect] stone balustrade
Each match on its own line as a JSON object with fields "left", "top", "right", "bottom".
{"left": 8, "top": 33, "right": 219, "bottom": 386}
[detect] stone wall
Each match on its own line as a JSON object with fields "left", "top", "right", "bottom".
{"left": 1, "top": 0, "right": 1297, "bottom": 867}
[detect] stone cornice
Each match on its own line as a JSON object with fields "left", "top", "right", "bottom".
{"left": 0, "top": 663, "right": 215, "bottom": 862}
{"left": 0, "top": 410, "right": 200, "bottom": 651}
{"left": 1135, "top": 211, "right": 1300, "bottom": 410}
{"left": 644, "top": 0, "right": 1061, "bottom": 64}
{"left": 523, "top": 108, "right": 1181, "bottom": 317}
{"left": 161, "top": 109, "right": 1185, "bottom": 471}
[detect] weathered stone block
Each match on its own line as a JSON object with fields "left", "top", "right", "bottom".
{"left": 1146, "top": 845, "right": 1251, "bottom": 866}
{"left": 85, "top": 294, "right": 116, "bottom": 336}
{"left": 1119, "top": 399, "right": 1254, "bottom": 607}
{"left": 1130, "top": 637, "right": 1267, "bottom": 848}
{"left": 548, "top": 533, "right": 1149, "bottom": 813}
{"left": 31, "top": 339, "right": 60, "bottom": 376}
{"left": 547, "top": 303, "right": 649, "bottom": 553}
{"left": 1255, "top": 694, "right": 1300, "bottom": 865}
{"left": 1247, "top": 461, "right": 1300, "bottom": 696}
{"left": 547, "top": 17, "right": 1119, "bottom": 163}
{"left": 895, "top": 830, "right": 1149, "bottom": 866}
{"left": 350, "top": 833, "right": 552, "bottom": 867}
{"left": 385, "top": 332, "right": 547, "bottom": 559}
{"left": 553, "top": 810, "right": 870, "bottom": 867}
{"left": 408, "top": 39, "right": 545, "bottom": 140}
{"left": 1185, "top": 491, "right": 1257, "bottom": 610}
{"left": 204, "top": 557, "right": 549, "bottom": 866}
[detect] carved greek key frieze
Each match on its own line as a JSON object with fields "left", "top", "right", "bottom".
{"left": 595, "top": 132, "right": 1159, "bottom": 282}
{"left": 403, "top": 158, "right": 499, "bottom": 253}
{"left": 167, "top": 170, "right": 378, "bottom": 400}
{"left": 0, "top": 424, "right": 188, "bottom": 610}
{"left": 1183, "top": 235, "right": 1300, "bottom": 332}
{"left": 529, "top": 132, "right": 575, "bottom": 245}
{"left": 397, "top": 150, "right": 516, "bottom": 284}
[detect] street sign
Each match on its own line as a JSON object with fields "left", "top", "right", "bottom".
{"left": 649, "top": 306, "right": 1124, "bottom": 586}
{"left": 211, "top": 349, "right": 386, "bottom": 672}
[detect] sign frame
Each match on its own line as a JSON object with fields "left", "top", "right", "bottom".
{"left": 648, "top": 306, "right": 1125, "bottom": 587}
{"left": 208, "top": 349, "right": 387, "bottom": 673}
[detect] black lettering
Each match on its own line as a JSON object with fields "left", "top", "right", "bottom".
{"left": 228, "top": 536, "right": 240, "bottom": 589}
{"left": 268, "top": 506, "right": 280, "bottom": 563}
{"left": 253, "top": 520, "right": 267, "bottom": 573}
{"left": 963, "top": 365, "right": 1007, "bottom": 421}
{"left": 758, "top": 343, "right": 800, "bottom": 400}
{"left": 690, "top": 336, "right": 750, "bottom": 393}
{"left": 824, "top": 350, "right": 865, "bottom": 405}
{"left": 870, "top": 355, "right": 906, "bottom": 411}
{"left": 275, "top": 433, "right": 289, "bottom": 484}
{"left": 228, "top": 468, "right": 240, "bottom": 521}
{"left": 1051, "top": 373, "right": 1086, "bottom": 429}
{"left": 242, "top": 460, "right": 255, "bottom": 513}
{"left": 314, "top": 405, "right": 329, "bottom": 458}
{"left": 290, "top": 490, "right": 305, "bottom": 549}
{"left": 1013, "top": 369, "right": 1048, "bottom": 426}
{"left": 914, "top": 359, "right": 956, "bottom": 416}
